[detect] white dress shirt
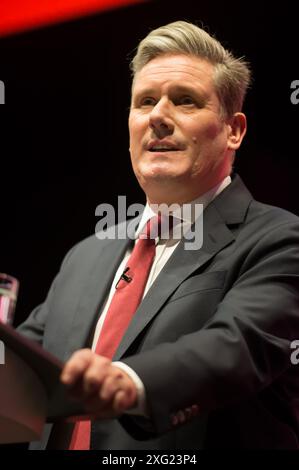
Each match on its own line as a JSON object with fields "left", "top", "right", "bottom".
{"left": 91, "top": 175, "right": 231, "bottom": 415}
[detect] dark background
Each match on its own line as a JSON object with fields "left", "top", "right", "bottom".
{"left": 0, "top": 0, "right": 298, "bottom": 326}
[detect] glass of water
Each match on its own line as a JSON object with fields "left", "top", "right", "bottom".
{"left": 0, "top": 273, "right": 19, "bottom": 325}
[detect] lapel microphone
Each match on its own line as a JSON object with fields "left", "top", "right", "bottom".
{"left": 116, "top": 267, "right": 132, "bottom": 289}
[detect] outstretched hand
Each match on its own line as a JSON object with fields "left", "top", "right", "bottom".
{"left": 60, "top": 349, "right": 138, "bottom": 419}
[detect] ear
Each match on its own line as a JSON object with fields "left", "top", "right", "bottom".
{"left": 227, "top": 112, "right": 247, "bottom": 151}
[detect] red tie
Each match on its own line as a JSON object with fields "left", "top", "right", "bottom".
{"left": 69, "top": 216, "right": 159, "bottom": 449}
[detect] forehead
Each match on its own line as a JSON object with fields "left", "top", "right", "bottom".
{"left": 132, "top": 54, "right": 216, "bottom": 94}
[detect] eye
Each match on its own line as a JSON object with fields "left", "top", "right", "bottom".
{"left": 140, "top": 97, "right": 156, "bottom": 107}
{"left": 178, "top": 96, "right": 196, "bottom": 106}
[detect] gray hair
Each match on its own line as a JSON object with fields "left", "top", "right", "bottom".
{"left": 130, "top": 21, "right": 251, "bottom": 118}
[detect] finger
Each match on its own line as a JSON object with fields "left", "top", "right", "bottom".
{"left": 86, "top": 383, "right": 137, "bottom": 418}
{"left": 60, "top": 349, "right": 93, "bottom": 386}
{"left": 113, "top": 389, "right": 131, "bottom": 414}
{"left": 84, "top": 372, "right": 131, "bottom": 414}
{"left": 81, "top": 358, "right": 111, "bottom": 396}
{"left": 112, "top": 376, "right": 138, "bottom": 414}
{"left": 99, "top": 371, "right": 124, "bottom": 402}
{"left": 85, "top": 389, "right": 126, "bottom": 417}
{"left": 83, "top": 375, "right": 122, "bottom": 413}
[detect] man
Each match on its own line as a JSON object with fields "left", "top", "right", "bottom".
{"left": 18, "top": 21, "right": 299, "bottom": 449}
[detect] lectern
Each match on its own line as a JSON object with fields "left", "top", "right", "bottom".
{"left": 0, "top": 323, "right": 84, "bottom": 444}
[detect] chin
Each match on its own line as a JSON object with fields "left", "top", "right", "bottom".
{"left": 139, "top": 161, "right": 187, "bottom": 180}
{"left": 142, "top": 172, "right": 182, "bottom": 185}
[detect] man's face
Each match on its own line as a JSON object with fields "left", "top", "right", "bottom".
{"left": 129, "top": 54, "right": 240, "bottom": 204}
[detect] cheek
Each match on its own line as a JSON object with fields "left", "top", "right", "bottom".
{"left": 129, "top": 121, "right": 145, "bottom": 165}
{"left": 190, "top": 126, "right": 226, "bottom": 161}
{"left": 129, "top": 114, "right": 147, "bottom": 141}
{"left": 192, "top": 122, "right": 223, "bottom": 142}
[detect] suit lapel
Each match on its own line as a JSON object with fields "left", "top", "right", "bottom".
{"left": 64, "top": 223, "right": 136, "bottom": 360}
{"left": 113, "top": 174, "right": 253, "bottom": 360}
{"left": 113, "top": 204, "right": 234, "bottom": 360}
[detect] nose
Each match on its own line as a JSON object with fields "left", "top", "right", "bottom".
{"left": 149, "top": 98, "right": 174, "bottom": 138}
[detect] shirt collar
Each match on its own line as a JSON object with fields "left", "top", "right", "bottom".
{"left": 135, "top": 175, "right": 231, "bottom": 239}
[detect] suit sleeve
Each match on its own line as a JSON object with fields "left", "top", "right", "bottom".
{"left": 17, "top": 245, "right": 76, "bottom": 344}
{"left": 121, "top": 220, "right": 299, "bottom": 437}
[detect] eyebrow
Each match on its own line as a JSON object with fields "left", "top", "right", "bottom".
{"left": 133, "top": 84, "right": 208, "bottom": 100}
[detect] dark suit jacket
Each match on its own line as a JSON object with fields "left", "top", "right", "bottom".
{"left": 18, "top": 174, "right": 299, "bottom": 449}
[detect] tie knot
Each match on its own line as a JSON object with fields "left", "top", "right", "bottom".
{"left": 139, "top": 214, "right": 173, "bottom": 240}
{"left": 139, "top": 215, "right": 160, "bottom": 240}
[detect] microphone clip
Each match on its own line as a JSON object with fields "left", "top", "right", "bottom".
{"left": 116, "top": 267, "right": 132, "bottom": 289}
